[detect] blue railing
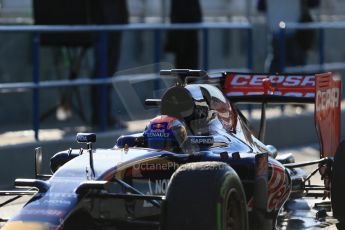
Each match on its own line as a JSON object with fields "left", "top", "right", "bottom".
{"left": 278, "top": 21, "right": 345, "bottom": 73}
{"left": 0, "top": 22, "right": 253, "bottom": 140}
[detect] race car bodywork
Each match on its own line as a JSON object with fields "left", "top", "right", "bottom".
{"left": 0, "top": 70, "right": 342, "bottom": 230}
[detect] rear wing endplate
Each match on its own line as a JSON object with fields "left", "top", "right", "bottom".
{"left": 212, "top": 73, "right": 341, "bottom": 158}
{"left": 315, "top": 73, "right": 341, "bottom": 158}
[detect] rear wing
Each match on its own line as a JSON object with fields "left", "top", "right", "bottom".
{"left": 223, "top": 74, "right": 316, "bottom": 103}
{"left": 210, "top": 73, "right": 341, "bottom": 158}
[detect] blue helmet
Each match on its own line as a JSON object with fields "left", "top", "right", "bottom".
{"left": 143, "top": 115, "right": 188, "bottom": 153}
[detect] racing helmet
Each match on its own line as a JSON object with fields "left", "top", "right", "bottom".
{"left": 143, "top": 115, "right": 188, "bottom": 153}
{"left": 160, "top": 85, "right": 217, "bottom": 135}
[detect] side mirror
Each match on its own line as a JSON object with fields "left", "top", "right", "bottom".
{"left": 144, "top": 99, "right": 161, "bottom": 107}
{"left": 76, "top": 133, "right": 97, "bottom": 178}
{"left": 266, "top": 145, "right": 278, "bottom": 158}
{"left": 35, "top": 147, "right": 52, "bottom": 179}
{"left": 76, "top": 133, "right": 96, "bottom": 144}
{"left": 35, "top": 147, "right": 43, "bottom": 178}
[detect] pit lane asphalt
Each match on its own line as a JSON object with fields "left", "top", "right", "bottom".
{"left": 0, "top": 144, "right": 338, "bottom": 229}
{"left": 277, "top": 144, "right": 337, "bottom": 230}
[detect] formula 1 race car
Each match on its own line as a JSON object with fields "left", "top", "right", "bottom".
{"left": 0, "top": 69, "right": 344, "bottom": 230}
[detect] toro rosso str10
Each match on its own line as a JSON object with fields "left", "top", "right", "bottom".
{"left": 0, "top": 70, "right": 344, "bottom": 230}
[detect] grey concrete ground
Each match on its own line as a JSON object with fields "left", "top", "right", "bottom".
{"left": 277, "top": 145, "right": 337, "bottom": 230}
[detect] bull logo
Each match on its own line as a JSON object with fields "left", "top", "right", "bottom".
{"left": 151, "top": 122, "right": 167, "bottom": 130}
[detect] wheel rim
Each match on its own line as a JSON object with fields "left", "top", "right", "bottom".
{"left": 225, "top": 188, "right": 243, "bottom": 230}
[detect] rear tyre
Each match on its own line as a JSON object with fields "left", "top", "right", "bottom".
{"left": 162, "top": 162, "right": 248, "bottom": 230}
{"left": 332, "top": 140, "right": 345, "bottom": 229}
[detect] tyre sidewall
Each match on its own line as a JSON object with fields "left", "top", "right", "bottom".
{"left": 162, "top": 162, "right": 248, "bottom": 230}
{"left": 332, "top": 140, "right": 345, "bottom": 229}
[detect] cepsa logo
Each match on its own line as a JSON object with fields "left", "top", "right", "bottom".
{"left": 316, "top": 88, "right": 340, "bottom": 112}
{"left": 230, "top": 75, "right": 315, "bottom": 87}
{"left": 226, "top": 75, "right": 316, "bottom": 97}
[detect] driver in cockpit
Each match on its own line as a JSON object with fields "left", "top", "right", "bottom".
{"left": 143, "top": 115, "right": 196, "bottom": 154}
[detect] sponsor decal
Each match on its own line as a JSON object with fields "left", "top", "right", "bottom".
{"left": 143, "top": 179, "right": 170, "bottom": 207}
{"left": 145, "top": 132, "right": 171, "bottom": 138}
{"left": 315, "top": 73, "right": 341, "bottom": 158}
{"left": 230, "top": 75, "right": 315, "bottom": 87}
{"left": 45, "top": 192, "right": 78, "bottom": 199}
{"left": 20, "top": 208, "right": 65, "bottom": 217}
{"left": 227, "top": 91, "right": 315, "bottom": 97}
{"left": 247, "top": 164, "right": 290, "bottom": 212}
{"left": 154, "top": 179, "right": 169, "bottom": 194}
{"left": 146, "top": 121, "right": 173, "bottom": 138}
{"left": 151, "top": 122, "right": 167, "bottom": 130}
{"left": 189, "top": 136, "right": 214, "bottom": 145}
{"left": 316, "top": 88, "right": 340, "bottom": 112}
{"left": 30, "top": 199, "right": 72, "bottom": 207}
{"left": 226, "top": 74, "right": 316, "bottom": 97}
{"left": 267, "top": 164, "right": 290, "bottom": 212}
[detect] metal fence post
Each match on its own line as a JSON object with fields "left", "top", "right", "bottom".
{"left": 246, "top": 27, "right": 253, "bottom": 71}
{"left": 32, "top": 32, "right": 40, "bottom": 141}
{"left": 278, "top": 24, "right": 286, "bottom": 73}
{"left": 153, "top": 29, "right": 161, "bottom": 93}
{"left": 154, "top": 29, "right": 161, "bottom": 73}
{"left": 278, "top": 24, "right": 286, "bottom": 112}
{"left": 319, "top": 28, "right": 325, "bottom": 71}
{"left": 202, "top": 29, "right": 209, "bottom": 71}
{"left": 98, "top": 31, "right": 108, "bottom": 132}
{"left": 246, "top": 27, "right": 253, "bottom": 116}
